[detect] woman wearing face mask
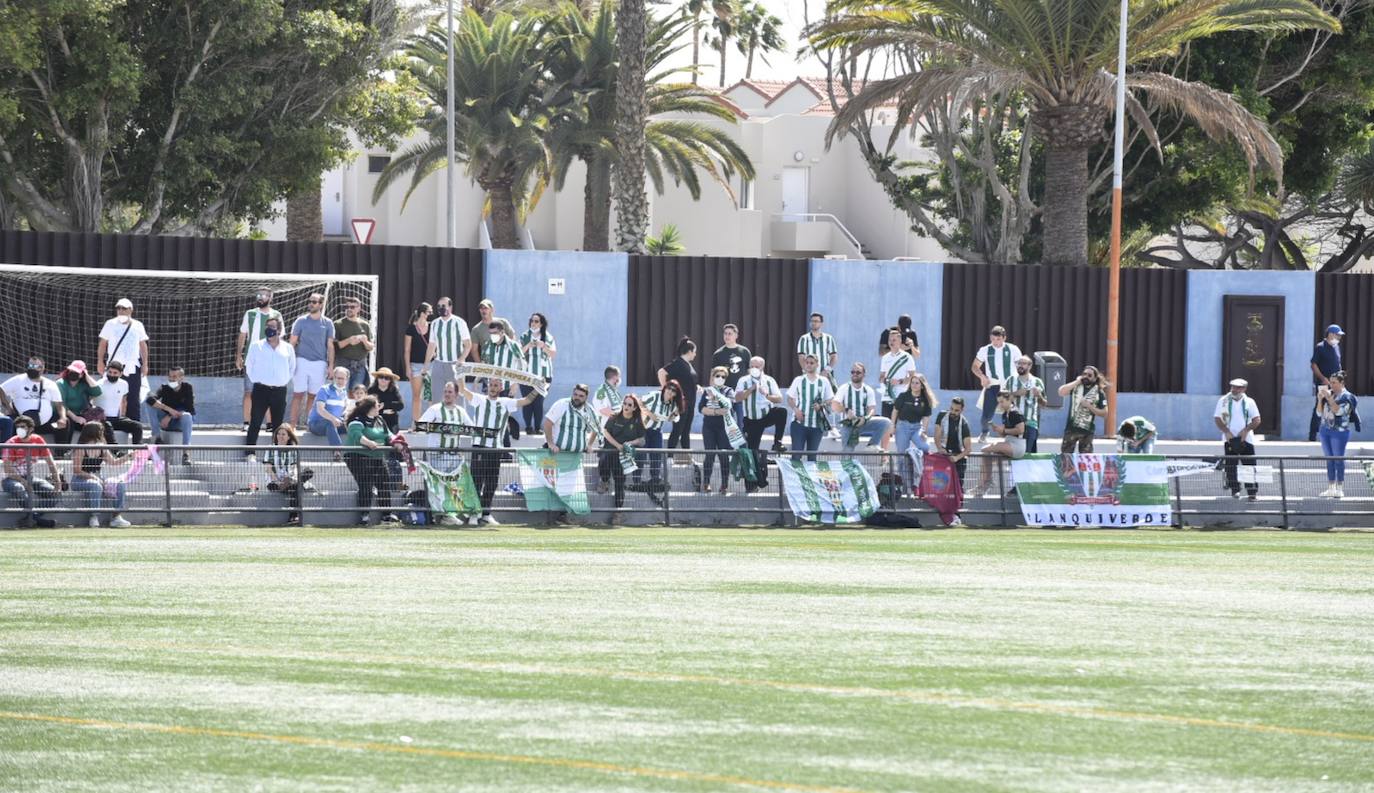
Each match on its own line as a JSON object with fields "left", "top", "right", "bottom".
{"left": 404, "top": 302, "right": 433, "bottom": 429}
{"left": 519, "top": 313, "right": 556, "bottom": 433}
{"left": 1316, "top": 371, "right": 1359, "bottom": 498}
{"left": 366, "top": 368, "right": 405, "bottom": 435}
{"left": 698, "top": 366, "right": 735, "bottom": 494}
{"left": 344, "top": 396, "right": 400, "bottom": 526}
{"left": 70, "top": 422, "right": 131, "bottom": 528}
{"left": 54, "top": 360, "right": 103, "bottom": 449}
{"left": 658, "top": 337, "right": 699, "bottom": 460}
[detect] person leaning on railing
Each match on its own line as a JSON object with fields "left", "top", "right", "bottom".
{"left": 263, "top": 423, "right": 311, "bottom": 526}
{"left": 343, "top": 396, "right": 400, "bottom": 526}
{"left": 890, "top": 372, "right": 937, "bottom": 487}
{"left": 1316, "top": 371, "right": 1360, "bottom": 499}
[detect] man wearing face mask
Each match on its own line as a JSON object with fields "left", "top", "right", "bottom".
{"left": 1215, "top": 378, "right": 1262, "bottom": 500}
{"left": 2, "top": 416, "right": 61, "bottom": 528}
{"left": 479, "top": 321, "right": 527, "bottom": 384}
{"left": 1002, "top": 355, "right": 1048, "bottom": 453}
{"left": 734, "top": 357, "right": 788, "bottom": 459}
{"left": 235, "top": 288, "right": 283, "bottom": 432}
{"left": 425, "top": 296, "right": 471, "bottom": 394}
{"left": 244, "top": 317, "right": 297, "bottom": 458}
{"left": 146, "top": 366, "right": 195, "bottom": 464}
{"left": 1310, "top": 324, "right": 1344, "bottom": 442}
{"left": 93, "top": 361, "right": 143, "bottom": 446}
{"left": 96, "top": 298, "right": 150, "bottom": 424}
{"left": 2, "top": 357, "right": 66, "bottom": 442}
{"left": 1058, "top": 365, "right": 1110, "bottom": 453}
{"left": 468, "top": 299, "right": 518, "bottom": 362}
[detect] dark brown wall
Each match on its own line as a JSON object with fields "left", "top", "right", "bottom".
{"left": 940, "top": 263, "right": 1188, "bottom": 392}
{"left": 1316, "top": 273, "right": 1371, "bottom": 393}
{"left": 0, "top": 231, "right": 484, "bottom": 377}
{"left": 625, "top": 255, "right": 809, "bottom": 386}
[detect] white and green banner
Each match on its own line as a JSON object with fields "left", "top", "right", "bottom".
{"left": 418, "top": 460, "right": 481, "bottom": 519}
{"left": 777, "top": 459, "right": 879, "bottom": 525}
{"left": 1012, "top": 454, "right": 1171, "bottom": 527}
{"left": 517, "top": 450, "right": 590, "bottom": 515}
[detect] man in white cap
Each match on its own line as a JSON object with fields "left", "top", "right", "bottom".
{"left": 96, "top": 297, "right": 150, "bottom": 425}
{"left": 1214, "top": 378, "right": 1262, "bottom": 500}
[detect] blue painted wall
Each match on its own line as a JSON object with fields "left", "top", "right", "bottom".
{"left": 809, "top": 260, "right": 945, "bottom": 389}
{"left": 484, "top": 249, "right": 629, "bottom": 403}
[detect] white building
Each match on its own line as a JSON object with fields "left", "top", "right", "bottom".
{"left": 267, "top": 77, "right": 955, "bottom": 261}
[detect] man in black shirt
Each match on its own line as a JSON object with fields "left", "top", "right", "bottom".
{"left": 877, "top": 314, "right": 920, "bottom": 357}
{"left": 712, "top": 324, "right": 751, "bottom": 428}
{"left": 146, "top": 365, "right": 195, "bottom": 465}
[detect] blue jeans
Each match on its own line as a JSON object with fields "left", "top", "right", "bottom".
{"left": 1320, "top": 425, "right": 1351, "bottom": 482}
{"left": 0, "top": 415, "right": 12, "bottom": 443}
{"left": 155, "top": 409, "right": 194, "bottom": 446}
{"left": 71, "top": 477, "right": 125, "bottom": 513}
{"left": 3, "top": 476, "right": 57, "bottom": 517}
{"left": 893, "top": 419, "right": 930, "bottom": 484}
{"left": 308, "top": 415, "right": 343, "bottom": 446}
{"left": 790, "top": 424, "right": 824, "bottom": 462}
{"left": 1120, "top": 437, "right": 1155, "bottom": 454}
{"left": 520, "top": 385, "right": 546, "bottom": 432}
{"left": 641, "top": 427, "right": 665, "bottom": 481}
{"left": 1025, "top": 425, "right": 1039, "bottom": 453}
{"left": 980, "top": 385, "right": 1001, "bottom": 434}
{"left": 842, "top": 417, "right": 892, "bottom": 450}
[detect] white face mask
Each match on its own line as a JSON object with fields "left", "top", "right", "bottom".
{"left": 15, "top": 428, "right": 29, "bottom": 439}
{"left": 748, "top": 367, "right": 762, "bottom": 379}
{"left": 712, "top": 377, "right": 725, "bottom": 387}
{"left": 530, "top": 324, "right": 539, "bottom": 332}
{"left": 491, "top": 334, "right": 504, "bottom": 345}
{"left": 168, "top": 381, "right": 181, "bottom": 389}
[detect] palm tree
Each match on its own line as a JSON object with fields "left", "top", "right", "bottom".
{"left": 734, "top": 0, "right": 784, "bottom": 80}
{"left": 705, "top": 11, "right": 737, "bottom": 88}
{"left": 811, "top": 0, "right": 1340, "bottom": 266}
{"left": 682, "top": 0, "right": 735, "bottom": 85}
{"left": 546, "top": 4, "right": 754, "bottom": 251}
{"left": 373, "top": 11, "right": 553, "bottom": 249}
{"left": 614, "top": 0, "right": 650, "bottom": 252}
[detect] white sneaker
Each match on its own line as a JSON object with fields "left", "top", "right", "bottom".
{"left": 1320, "top": 485, "right": 1337, "bottom": 498}
{"left": 437, "top": 514, "right": 461, "bottom": 526}
{"left": 950, "top": 516, "right": 964, "bottom": 526}
{"left": 478, "top": 514, "right": 499, "bottom": 526}
{"left": 1334, "top": 486, "right": 1345, "bottom": 500}
{"left": 110, "top": 516, "right": 131, "bottom": 528}
{"left": 467, "top": 515, "right": 480, "bottom": 526}
{"left": 88, "top": 516, "right": 100, "bottom": 528}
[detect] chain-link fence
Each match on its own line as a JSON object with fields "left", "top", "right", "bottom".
{"left": 2, "top": 445, "right": 1373, "bottom": 529}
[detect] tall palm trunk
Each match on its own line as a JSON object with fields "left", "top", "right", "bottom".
{"left": 718, "top": 38, "right": 727, "bottom": 87}
{"left": 690, "top": 11, "right": 701, "bottom": 85}
{"left": 1032, "top": 104, "right": 1105, "bottom": 267}
{"left": 614, "top": 0, "right": 649, "bottom": 254}
{"left": 286, "top": 178, "right": 324, "bottom": 241}
{"left": 745, "top": 43, "right": 756, "bottom": 78}
{"left": 582, "top": 154, "right": 612, "bottom": 252}
{"left": 481, "top": 178, "right": 521, "bottom": 249}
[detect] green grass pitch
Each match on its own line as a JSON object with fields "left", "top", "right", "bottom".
{"left": 2, "top": 527, "right": 1373, "bottom": 792}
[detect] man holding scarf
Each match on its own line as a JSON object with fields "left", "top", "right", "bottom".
{"left": 592, "top": 366, "right": 624, "bottom": 427}
{"left": 969, "top": 326, "right": 1022, "bottom": 442}
{"left": 1214, "top": 378, "right": 1262, "bottom": 501}
{"left": 831, "top": 363, "right": 891, "bottom": 451}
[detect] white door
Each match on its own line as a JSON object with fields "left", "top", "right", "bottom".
{"left": 322, "top": 166, "right": 345, "bottom": 236}
{"left": 781, "top": 167, "right": 809, "bottom": 220}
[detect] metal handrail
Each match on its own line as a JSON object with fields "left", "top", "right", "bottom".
{"left": 771, "top": 212, "right": 864, "bottom": 254}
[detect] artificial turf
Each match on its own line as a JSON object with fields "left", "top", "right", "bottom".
{"left": 1, "top": 527, "right": 1372, "bottom": 792}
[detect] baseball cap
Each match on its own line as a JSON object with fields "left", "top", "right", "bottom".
{"left": 115, "top": 298, "right": 133, "bottom": 309}
{"left": 479, "top": 299, "right": 494, "bottom": 309}
{"left": 1229, "top": 378, "right": 1248, "bottom": 388}
{"left": 1327, "top": 324, "right": 1345, "bottom": 335}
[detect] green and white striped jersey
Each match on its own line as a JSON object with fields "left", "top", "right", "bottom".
{"left": 419, "top": 402, "right": 471, "bottom": 449}
{"left": 545, "top": 398, "right": 593, "bottom": 453}
{"left": 834, "top": 382, "right": 877, "bottom": 417}
{"left": 592, "top": 380, "right": 622, "bottom": 420}
{"left": 796, "top": 332, "right": 838, "bottom": 370}
{"left": 735, "top": 374, "right": 780, "bottom": 420}
{"left": 481, "top": 338, "right": 526, "bottom": 370}
{"left": 640, "top": 391, "right": 679, "bottom": 431}
{"left": 240, "top": 308, "right": 283, "bottom": 342}
{"left": 977, "top": 342, "right": 1022, "bottom": 382}
{"left": 788, "top": 375, "right": 835, "bottom": 428}
{"left": 879, "top": 350, "right": 916, "bottom": 401}
{"left": 1001, "top": 373, "right": 1045, "bottom": 428}
{"left": 519, "top": 330, "right": 556, "bottom": 380}
{"left": 429, "top": 315, "right": 470, "bottom": 363}
{"left": 467, "top": 393, "right": 521, "bottom": 449}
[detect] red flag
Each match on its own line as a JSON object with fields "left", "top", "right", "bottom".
{"left": 920, "top": 453, "right": 964, "bottom": 525}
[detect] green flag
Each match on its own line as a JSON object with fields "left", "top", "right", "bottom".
{"left": 418, "top": 460, "right": 480, "bottom": 519}
{"left": 517, "top": 450, "right": 591, "bottom": 515}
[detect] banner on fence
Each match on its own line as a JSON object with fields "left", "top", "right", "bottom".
{"left": 418, "top": 460, "right": 481, "bottom": 518}
{"left": 1011, "top": 454, "right": 1171, "bottom": 527}
{"left": 777, "top": 458, "right": 879, "bottom": 524}
{"left": 517, "top": 450, "right": 590, "bottom": 515}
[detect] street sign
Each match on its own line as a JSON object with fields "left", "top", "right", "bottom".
{"left": 350, "top": 217, "right": 377, "bottom": 245}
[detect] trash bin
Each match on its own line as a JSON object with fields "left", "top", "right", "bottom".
{"left": 1035, "top": 351, "right": 1067, "bottom": 409}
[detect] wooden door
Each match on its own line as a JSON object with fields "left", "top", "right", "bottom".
{"left": 1222, "top": 296, "right": 1284, "bottom": 434}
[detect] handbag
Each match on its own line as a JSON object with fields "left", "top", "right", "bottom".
{"left": 81, "top": 406, "right": 106, "bottom": 423}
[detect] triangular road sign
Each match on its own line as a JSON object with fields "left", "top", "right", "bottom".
{"left": 350, "top": 217, "right": 377, "bottom": 245}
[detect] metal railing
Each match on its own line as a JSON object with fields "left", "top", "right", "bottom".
{"left": 2, "top": 445, "right": 1372, "bottom": 529}
{"left": 771, "top": 212, "right": 864, "bottom": 259}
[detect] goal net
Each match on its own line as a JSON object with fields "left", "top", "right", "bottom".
{"left": 0, "top": 265, "right": 379, "bottom": 377}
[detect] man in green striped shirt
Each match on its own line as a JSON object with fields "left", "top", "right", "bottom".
{"left": 457, "top": 376, "right": 537, "bottom": 525}
{"left": 543, "top": 384, "right": 595, "bottom": 454}
{"left": 787, "top": 354, "right": 835, "bottom": 461}
{"left": 592, "top": 366, "right": 623, "bottom": 425}
{"left": 1002, "top": 355, "right": 1048, "bottom": 453}
{"left": 425, "top": 297, "right": 471, "bottom": 394}
{"left": 795, "top": 313, "right": 839, "bottom": 378}
{"left": 479, "top": 321, "right": 527, "bottom": 391}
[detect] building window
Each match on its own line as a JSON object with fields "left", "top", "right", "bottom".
{"left": 367, "top": 155, "right": 391, "bottom": 174}
{"left": 739, "top": 176, "right": 754, "bottom": 209}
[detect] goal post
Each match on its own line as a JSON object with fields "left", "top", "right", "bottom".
{"left": 0, "top": 264, "right": 380, "bottom": 378}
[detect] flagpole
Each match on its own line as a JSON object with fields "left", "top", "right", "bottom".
{"left": 445, "top": 0, "right": 456, "bottom": 248}
{"left": 1106, "top": 0, "right": 1127, "bottom": 438}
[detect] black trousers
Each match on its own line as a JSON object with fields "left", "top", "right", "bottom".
{"left": 667, "top": 404, "right": 695, "bottom": 449}
{"left": 1223, "top": 437, "right": 1258, "bottom": 495}
{"left": 597, "top": 451, "right": 628, "bottom": 508}
{"left": 247, "top": 383, "right": 288, "bottom": 448}
{"left": 124, "top": 369, "right": 143, "bottom": 422}
{"left": 743, "top": 409, "right": 787, "bottom": 488}
{"left": 103, "top": 416, "right": 144, "bottom": 445}
{"left": 344, "top": 453, "right": 394, "bottom": 512}
{"left": 472, "top": 450, "right": 504, "bottom": 514}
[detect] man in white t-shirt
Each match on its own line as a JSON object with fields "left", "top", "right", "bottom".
{"left": 94, "top": 360, "right": 143, "bottom": 444}
{"left": 1213, "top": 378, "right": 1262, "bottom": 500}
{"left": 1, "top": 356, "right": 67, "bottom": 440}
{"left": 969, "top": 325, "right": 1023, "bottom": 441}
{"left": 96, "top": 297, "right": 150, "bottom": 423}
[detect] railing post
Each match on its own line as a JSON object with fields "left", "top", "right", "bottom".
{"left": 996, "top": 456, "right": 1008, "bottom": 527}
{"left": 1172, "top": 466, "right": 1185, "bottom": 530}
{"left": 295, "top": 446, "right": 306, "bottom": 526}
{"left": 776, "top": 453, "right": 789, "bottom": 527}
{"left": 162, "top": 445, "right": 174, "bottom": 527}
{"left": 662, "top": 450, "right": 671, "bottom": 527}
{"left": 1277, "top": 457, "right": 1289, "bottom": 531}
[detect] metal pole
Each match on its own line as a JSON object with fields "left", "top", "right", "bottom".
{"left": 1105, "top": 0, "right": 1128, "bottom": 434}
{"left": 445, "top": 0, "right": 457, "bottom": 248}
{"left": 162, "top": 447, "right": 174, "bottom": 527}
{"left": 1277, "top": 458, "right": 1289, "bottom": 531}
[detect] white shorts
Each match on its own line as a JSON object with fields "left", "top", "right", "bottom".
{"left": 293, "top": 359, "right": 329, "bottom": 394}
{"left": 1005, "top": 437, "right": 1026, "bottom": 459}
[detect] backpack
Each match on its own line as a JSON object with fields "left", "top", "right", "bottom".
{"left": 877, "top": 472, "right": 905, "bottom": 509}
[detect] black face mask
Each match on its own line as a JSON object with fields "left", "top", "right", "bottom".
{"left": 25, "top": 368, "right": 41, "bottom": 379}
{"left": 256, "top": 298, "right": 270, "bottom": 308}
{"left": 66, "top": 373, "right": 81, "bottom": 382}
{"left": 438, "top": 305, "right": 450, "bottom": 317}
{"left": 107, "top": 375, "right": 120, "bottom": 383}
